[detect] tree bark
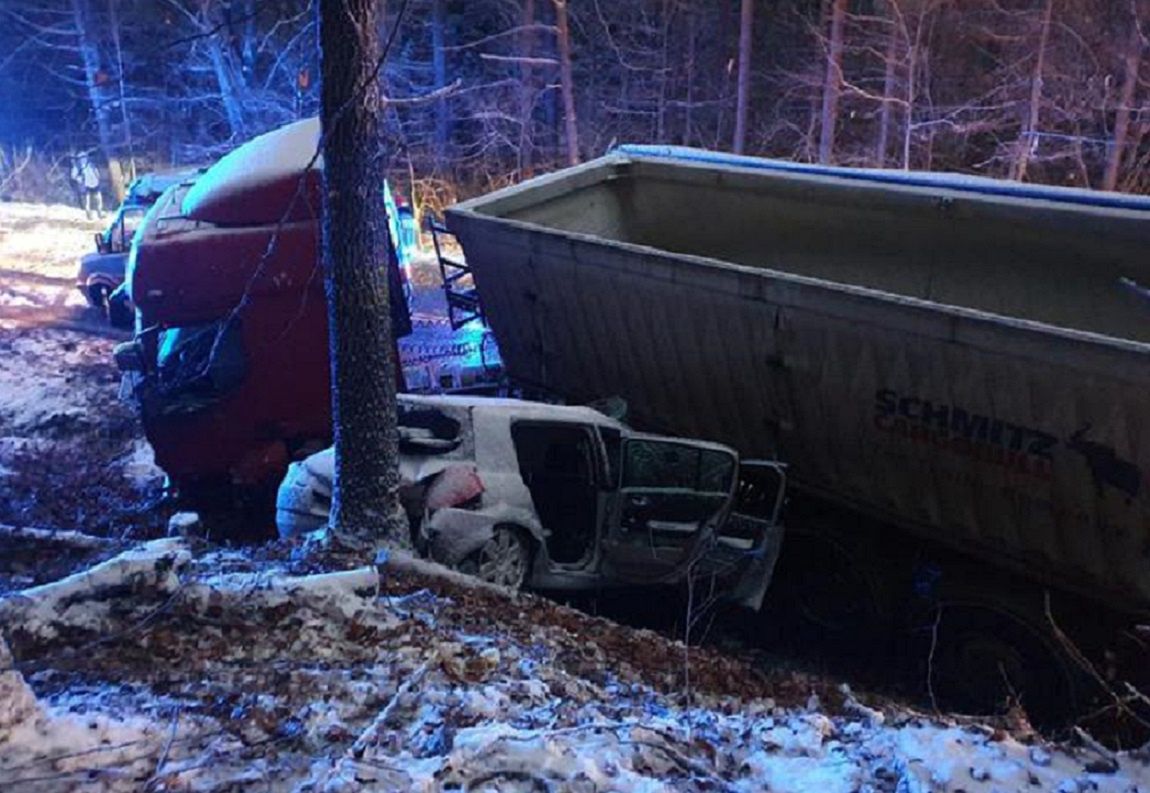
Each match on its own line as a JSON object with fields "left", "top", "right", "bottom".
{"left": 683, "top": 7, "right": 696, "bottom": 146}
{"left": 207, "top": 32, "right": 248, "bottom": 141}
{"left": 1011, "top": 0, "right": 1053, "bottom": 182}
{"left": 553, "top": 0, "right": 580, "bottom": 166}
{"left": 318, "top": 0, "right": 404, "bottom": 552}
{"left": 432, "top": 0, "right": 449, "bottom": 166}
{"left": 70, "top": 0, "right": 123, "bottom": 200}
{"left": 733, "top": 0, "right": 754, "bottom": 154}
{"left": 518, "top": 0, "right": 536, "bottom": 178}
{"left": 1103, "top": 22, "right": 1141, "bottom": 191}
{"left": 876, "top": 11, "right": 898, "bottom": 166}
{"left": 817, "top": 0, "right": 848, "bottom": 164}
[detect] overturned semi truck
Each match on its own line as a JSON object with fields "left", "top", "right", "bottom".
{"left": 117, "top": 119, "right": 413, "bottom": 514}
{"left": 446, "top": 146, "right": 1150, "bottom": 719}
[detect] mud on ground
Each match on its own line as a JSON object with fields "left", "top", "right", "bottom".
{"left": 0, "top": 203, "right": 170, "bottom": 563}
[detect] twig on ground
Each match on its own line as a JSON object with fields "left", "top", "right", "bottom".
{"left": 927, "top": 605, "right": 942, "bottom": 715}
{"left": 144, "top": 705, "right": 182, "bottom": 791}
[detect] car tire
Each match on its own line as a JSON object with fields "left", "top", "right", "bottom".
{"left": 462, "top": 526, "right": 531, "bottom": 590}
{"left": 88, "top": 283, "right": 110, "bottom": 311}
{"left": 107, "top": 291, "right": 134, "bottom": 329}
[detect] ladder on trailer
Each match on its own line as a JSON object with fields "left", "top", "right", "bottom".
{"left": 430, "top": 218, "right": 485, "bottom": 331}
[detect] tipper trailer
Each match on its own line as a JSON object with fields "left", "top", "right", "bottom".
{"left": 446, "top": 146, "right": 1150, "bottom": 720}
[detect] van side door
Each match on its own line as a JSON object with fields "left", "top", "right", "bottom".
{"left": 600, "top": 437, "right": 737, "bottom": 583}
{"left": 713, "top": 460, "right": 788, "bottom": 610}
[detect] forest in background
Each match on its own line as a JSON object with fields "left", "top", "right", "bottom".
{"left": 1, "top": 0, "right": 1148, "bottom": 211}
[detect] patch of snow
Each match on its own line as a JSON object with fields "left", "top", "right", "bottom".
{"left": 180, "top": 117, "right": 320, "bottom": 225}
{"left": 167, "top": 511, "right": 201, "bottom": 537}
{"left": 121, "top": 438, "right": 164, "bottom": 490}
{"left": 0, "top": 539, "right": 190, "bottom": 642}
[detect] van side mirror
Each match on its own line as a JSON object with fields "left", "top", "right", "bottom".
{"left": 94, "top": 232, "right": 106, "bottom": 253}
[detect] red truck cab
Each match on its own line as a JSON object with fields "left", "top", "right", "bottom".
{"left": 116, "top": 119, "right": 411, "bottom": 514}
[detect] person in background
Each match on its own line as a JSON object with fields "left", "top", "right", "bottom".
{"left": 71, "top": 152, "right": 104, "bottom": 220}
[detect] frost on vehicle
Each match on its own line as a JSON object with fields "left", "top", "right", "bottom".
{"left": 277, "top": 395, "right": 787, "bottom": 605}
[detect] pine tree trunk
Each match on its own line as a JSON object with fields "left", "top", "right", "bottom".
{"left": 318, "top": 0, "right": 404, "bottom": 553}
{"left": 733, "top": 0, "right": 754, "bottom": 154}
{"left": 817, "top": 0, "right": 848, "bottom": 164}
{"left": 1011, "top": 0, "right": 1053, "bottom": 182}
{"left": 683, "top": 7, "right": 696, "bottom": 146}
{"left": 432, "top": 0, "right": 449, "bottom": 165}
{"left": 876, "top": 15, "right": 898, "bottom": 166}
{"left": 207, "top": 34, "right": 247, "bottom": 141}
{"left": 518, "top": 0, "right": 536, "bottom": 178}
{"left": 1103, "top": 24, "right": 1141, "bottom": 192}
{"left": 553, "top": 0, "right": 580, "bottom": 166}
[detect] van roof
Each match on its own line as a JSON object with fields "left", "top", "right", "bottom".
{"left": 399, "top": 393, "right": 624, "bottom": 429}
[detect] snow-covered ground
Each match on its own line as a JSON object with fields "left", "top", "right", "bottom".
{"left": 0, "top": 202, "right": 166, "bottom": 546}
{"left": 0, "top": 202, "right": 105, "bottom": 327}
{"left": 1, "top": 540, "right": 1147, "bottom": 792}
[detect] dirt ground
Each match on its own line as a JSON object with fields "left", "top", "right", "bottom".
{"left": 0, "top": 203, "right": 169, "bottom": 550}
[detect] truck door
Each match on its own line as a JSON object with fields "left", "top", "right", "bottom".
{"left": 601, "top": 437, "right": 738, "bottom": 583}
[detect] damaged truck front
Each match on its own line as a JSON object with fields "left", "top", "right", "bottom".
{"left": 115, "top": 119, "right": 411, "bottom": 517}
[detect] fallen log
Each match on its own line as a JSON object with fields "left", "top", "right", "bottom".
{"left": 0, "top": 538, "right": 191, "bottom": 643}
{"left": 379, "top": 548, "right": 526, "bottom": 601}
{"left": 178, "top": 566, "right": 380, "bottom": 623}
{"left": 0, "top": 524, "right": 116, "bottom": 550}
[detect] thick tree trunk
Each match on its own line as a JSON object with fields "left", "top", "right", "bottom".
{"left": 817, "top": 0, "right": 848, "bottom": 164}
{"left": 432, "top": 0, "right": 449, "bottom": 165}
{"left": 733, "top": 0, "right": 754, "bottom": 154}
{"left": 1103, "top": 24, "right": 1141, "bottom": 192}
{"left": 1011, "top": 0, "right": 1053, "bottom": 182}
{"left": 318, "top": 0, "right": 404, "bottom": 553}
{"left": 553, "top": 0, "right": 579, "bottom": 166}
{"left": 518, "top": 0, "right": 536, "bottom": 178}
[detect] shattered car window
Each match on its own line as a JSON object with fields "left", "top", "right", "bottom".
{"left": 698, "top": 449, "right": 736, "bottom": 493}
{"left": 622, "top": 441, "right": 734, "bottom": 493}
{"left": 398, "top": 404, "right": 464, "bottom": 454}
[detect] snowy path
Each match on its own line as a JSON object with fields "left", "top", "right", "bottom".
{"left": 0, "top": 202, "right": 115, "bottom": 335}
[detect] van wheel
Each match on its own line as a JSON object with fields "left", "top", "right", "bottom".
{"left": 463, "top": 526, "right": 531, "bottom": 590}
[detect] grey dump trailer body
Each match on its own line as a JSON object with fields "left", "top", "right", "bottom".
{"left": 446, "top": 146, "right": 1150, "bottom": 615}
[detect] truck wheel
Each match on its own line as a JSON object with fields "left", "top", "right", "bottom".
{"left": 927, "top": 602, "right": 1080, "bottom": 727}
{"left": 766, "top": 533, "right": 889, "bottom": 652}
{"left": 461, "top": 526, "right": 531, "bottom": 590}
